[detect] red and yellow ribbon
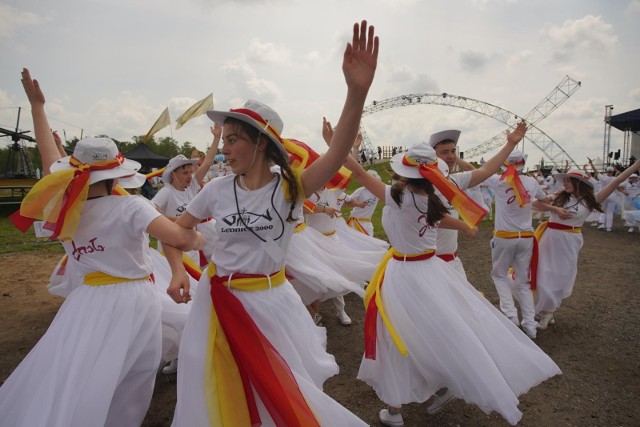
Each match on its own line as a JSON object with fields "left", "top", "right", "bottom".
{"left": 346, "top": 216, "right": 369, "bottom": 235}
{"left": 500, "top": 160, "right": 530, "bottom": 207}
{"left": 9, "top": 154, "right": 126, "bottom": 241}
{"left": 364, "top": 248, "right": 435, "bottom": 360}
{"left": 402, "top": 156, "right": 487, "bottom": 227}
{"left": 204, "top": 263, "right": 319, "bottom": 427}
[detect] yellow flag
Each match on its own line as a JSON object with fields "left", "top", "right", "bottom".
{"left": 143, "top": 107, "right": 171, "bottom": 142}
{"left": 175, "top": 93, "right": 214, "bottom": 129}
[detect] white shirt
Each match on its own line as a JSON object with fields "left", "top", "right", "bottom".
{"left": 486, "top": 174, "right": 546, "bottom": 232}
{"left": 62, "top": 195, "right": 161, "bottom": 278}
{"left": 349, "top": 186, "right": 379, "bottom": 219}
{"left": 306, "top": 188, "right": 340, "bottom": 234}
{"left": 434, "top": 171, "right": 472, "bottom": 255}
{"left": 382, "top": 185, "right": 438, "bottom": 254}
{"left": 152, "top": 178, "right": 201, "bottom": 217}
{"left": 187, "top": 172, "right": 299, "bottom": 276}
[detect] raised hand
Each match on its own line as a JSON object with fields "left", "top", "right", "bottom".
{"left": 506, "top": 121, "right": 527, "bottom": 146}
{"left": 210, "top": 123, "right": 222, "bottom": 140}
{"left": 21, "top": 68, "right": 46, "bottom": 106}
{"left": 322, "top": 117, "right": 334, "bottom": 145}
{"left": 343, "top": 20, "right": 379, "bottom": 94}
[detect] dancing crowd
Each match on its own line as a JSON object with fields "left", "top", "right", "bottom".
{"left": 2, "top": 19, "right": 640, "bottom": 427}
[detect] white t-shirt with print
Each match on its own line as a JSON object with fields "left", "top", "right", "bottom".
{"left": 187, "top": 172, "right": 299, "bottom": 276}
{"left": 434, "top": 171, "right": 472, "bottom": 255}
{"left": 349, "top": 186, "right": 379, "bottom": 220}
{"left": 61, "top": 195, "right": 161, "bottom": 279}
{"left": 305, "top": 188, "right": 340, "bottom": 234}
{"left": 382, "top": 185, "right": 438, "bottom": 254}
{"left": 486, "top": 174, "right": 546, "bottom": 232}
{"left": 152, "top": 178, "right": 201, "bottom": 217}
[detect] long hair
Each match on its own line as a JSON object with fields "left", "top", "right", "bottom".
{"left": 226, "top": 118, "right": 299, "bottom": 222}
{"left": 390, "top": 177, "right": 448, "bottom": 225}
{"left": 553, "top": 177, "right": 603, "bottom": 213}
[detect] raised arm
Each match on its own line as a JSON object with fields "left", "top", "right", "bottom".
{"left": 194, "top": 124, "right": 222, "bottom": 187}
{"left": 301, "top": 20, "right": 378, "bottom": 197}
{"left": 21, "top": 68, "right": 62, "bottom": 174}
{"left": 467, "top": 121, "right": 528, "bottom": 187}
{"left": 52, "top": 130, "right": 67, "bottom": 158}
{"left": 596, "top": 159, "right": 640, "bottom": 203}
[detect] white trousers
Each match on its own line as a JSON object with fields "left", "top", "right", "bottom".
{"left": 490, "top": 236, "right": 536, "bottom": 331}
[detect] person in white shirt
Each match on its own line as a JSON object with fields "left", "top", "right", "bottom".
{"left": 347, "top": 169, "right": 382, "bottom": 236}
{"left": 1, "top": 68, "right": 204, "bottom": 427}
{"left": 340, "top": 142, "right": 560, "bottom": 427}
{"left": 427, "top": 123, "right": 528, "bottom": 279}
{"left": 161, "top": 21, "right": 377, "bottom": 427}
{"left": 485, "top": 150, "right": 547, "bottom": 339}
{"left": 533, "top": 163, "right": 640, "bottom": 329}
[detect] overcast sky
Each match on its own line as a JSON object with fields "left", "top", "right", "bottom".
{"left": 1, "top": 0, "right": 638, "bottom": 168}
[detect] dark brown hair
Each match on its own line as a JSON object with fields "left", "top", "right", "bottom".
{"left": 390, "top": 177, "right": 448, "bottom": 225}
{"left": 553, "top": 177, "right": 603, "bottom": 213}
{"left": 226, "top": 118, "right": 299, "bottom": 222}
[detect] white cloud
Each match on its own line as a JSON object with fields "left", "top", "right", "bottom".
{"left": 221, "top": 58, "right": 282, "bottom": 102}
{"left": 541, "top": 15, "right": 618, "bottom": 62}
{"left": 0, "top": 4, "right": 48, "bottom": 39}
{"left": 247, "top": 38, "right": 292, "bottom": 65}
{"left": 629, "top": 0, "right": 640, "bottom": 13}
{"left": 506, "top": 50, "right": 534, "bottom": 70}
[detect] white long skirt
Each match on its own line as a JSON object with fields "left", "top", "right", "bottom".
{"left": 287, "top": 226, "right": 366, "bottom": 304}
{"left": 0, "top": 280, "right": 162, "bottom": 427}
{"left": 357, "top": 257, "right": 561, "bottom": 426}
{"left": 534, "top": 229, "right": 583, "bottom": 313}
{"left": 149, "top": 248, "right": 199, "bottom": 363}
{"left": 334, "top": 216, "right": 389, "bottom": 254}
{"left": 172, "top": 276, "right": 368, "bottom": 427}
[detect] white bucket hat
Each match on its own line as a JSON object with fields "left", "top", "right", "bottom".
{"left": 428, "top": 129, "right": 461, "bottom": 148}
{"left": 501, "top": 149, "right": 527, "bottom": 171}
{"left": 162, "top": 154, "right": 198, "bottom": 184}
{"left": 206, "top": 99, "right": 288, "bottom": 159}
{"left": 50, "top": 137, "right": 146, "bottom": 188}
{"left": 553, "top": 169, "right": 594, "bottom": 188}
{"left": 390, "top": 142, "right": 446, "bottom": 178}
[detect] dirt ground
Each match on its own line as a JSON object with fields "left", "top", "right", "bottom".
{"left": 1, "top": 220, "right": 639, "bottom": 426}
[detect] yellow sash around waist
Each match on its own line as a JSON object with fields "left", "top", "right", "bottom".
{"left": 493, "top": 229, "right": 535, "bottom": 239}
{"left": 83, "top": 272, "right": 151, "bottom": 286}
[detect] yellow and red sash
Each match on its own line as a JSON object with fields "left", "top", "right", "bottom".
{"left": 500, "top": 161, "right": 530, "bottom": 207}
{"left": 364, "top": 248, "right": 435, "bottom": 360}
{"left": 493, "top": 229, "right": 539, "bottom": 290}
{"left": 402, "top": 157, "right": 487, "bottom": 227}
{"left": 146, "top": 168, "right": 164, "bottom": 179}
{"left": 204, "top": 263, "right": 319, "bottom": 427}
{"left": 346, "top": 216, "right": 370, "bottom": 235}
{"left": 9, "top": 154, "right": 126, "bottom": 241}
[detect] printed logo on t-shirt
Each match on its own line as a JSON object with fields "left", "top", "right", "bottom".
{"left": 418, "top": 214, "right": 437, "bottom": 237}
{"left": 176, "top": 203, "right": 188, "bottom": 216}
{"left": 220, "top": 207, "right": 275, "bottom": 234}
{"left": 366, "top": 197, "right": 377, "bottom": 207}
{"left": 71, "top": 238, "right": 105, "bottom": 261}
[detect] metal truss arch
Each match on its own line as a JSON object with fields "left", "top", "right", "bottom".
{"left": 360, "top": 85, "right": 579, "bottom": 168}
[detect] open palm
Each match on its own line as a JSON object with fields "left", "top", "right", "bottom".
{"left": 343, "top": 20, "right": 379, "bottom": 93}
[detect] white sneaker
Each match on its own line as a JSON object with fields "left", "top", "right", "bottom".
{"left": 606, "top": 228, "right": 612, "bottom": 232}
{"left": 537, "top": 312, "right": 554, "bottom": 330}
{"left": 629, "top": 227, "right": 635, "bottom": 233}
{"left": 427, "top": 388, "right": 457, "bottom": 415}
{"left": 523, "top": 326, "right": 537, "bottom": 339}
{"left": 597, "top": 224, "right": 605, "bottom": 229}
{"left": 161, "top": 359, "right": 178, "bottom": 375}
{"left": 379, "top": 408, "right": 404, "bottom": 426}
{"left": 548, "top": 313, "right": 556, "bottom": 325}
{"left": 337, "top": 310, "right": 352, "bottom": 325}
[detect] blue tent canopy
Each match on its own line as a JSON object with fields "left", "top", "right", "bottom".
{"left": 608, "top": 108, "right": 640, "bottom": 132}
